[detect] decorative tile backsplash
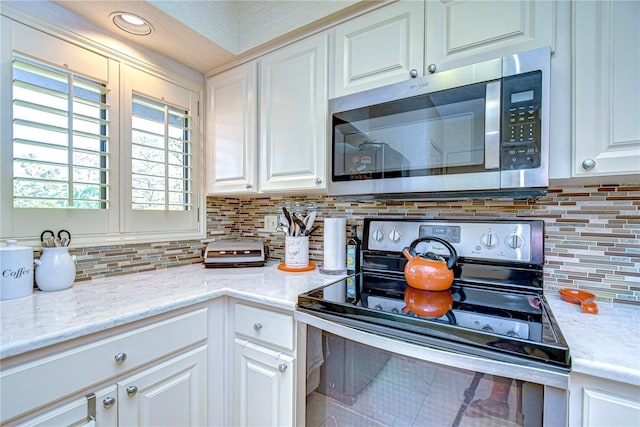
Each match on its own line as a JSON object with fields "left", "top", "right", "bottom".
{"left": 63, "top": 183, "right": 639, "bottom": 305}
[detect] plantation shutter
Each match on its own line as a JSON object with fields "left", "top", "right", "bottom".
{"left": 12, "top": 55, "right": 110, "bottom": 209}
{"left": 131, "top": 94, "right": 192, "bottom": 211}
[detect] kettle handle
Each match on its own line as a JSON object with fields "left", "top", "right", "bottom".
{"left": 408, "top": 236, "right": 458, "bottom": 270}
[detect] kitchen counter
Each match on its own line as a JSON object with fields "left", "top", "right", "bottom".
{"left": 2, "top": 264, "right": 639, "bottom": 389}
{"left": 546, "top": 293, "right": 640, "bottom": 387}
{"left": 0, "top": 262, "right": 340, "bottom": 359}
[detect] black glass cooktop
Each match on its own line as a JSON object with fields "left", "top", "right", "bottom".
{"left": 298, "top": 272, "right": 570, "bottom": 370}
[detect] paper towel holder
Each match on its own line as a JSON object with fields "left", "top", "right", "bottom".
{"left": 320, "top": 216, "right": 347, "bottom": 275}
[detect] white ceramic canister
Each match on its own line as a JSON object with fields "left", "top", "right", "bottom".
{"left": 0, "top": 240, "right": 34, "bottom": 300}
{"left": 35, "top": 247, "right": 77, "bottom": 292}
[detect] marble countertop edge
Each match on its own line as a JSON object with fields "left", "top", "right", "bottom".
{"left": 571, "top": 358, "right": 640, "bottom": 387}
{"left": 0, "top": 286, "right": 301, "bottom": 359}
{"left": 1, "top": 264, "right": 638, "bottom": 390}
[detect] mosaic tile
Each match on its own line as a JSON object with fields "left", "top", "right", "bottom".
{"left": 31, "top": 183, "right": 638, "bottom": 305}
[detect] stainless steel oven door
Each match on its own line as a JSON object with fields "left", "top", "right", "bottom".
{"left": 296, "top": 311, "right": 568, "bottom": 427}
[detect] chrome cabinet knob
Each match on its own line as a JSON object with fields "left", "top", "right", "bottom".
{"left": 126, "top": 386, "right": 138, "bottom": 397}
{"left": 278, "top": 363, "right": 288, "bottom": 373}
{"left": 103, "top": 397, "right": 116, "bottom": 409}
{"left": 246, "top": 183, "right": 253, "bottom": 189}
{"left": 315, "top": 177, "right": 322, "bottom": 185}
{"left": 253, "top": 322, "right": 263, "bottom": 331}
{"left": 582, "top": 159, "right": 596, "bottom": 170}
{"left": 427, "top": 63, "right": 437, "bottom": 74}
{"left": 114, "top": 353, "right": 127, "bottom": 364}
{"left": 409, "top": 68, "right": 418, "bottom": 78}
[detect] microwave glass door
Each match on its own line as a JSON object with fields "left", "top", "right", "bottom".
{"left": 332, "top": 81, "right": 500, "bottom": 182}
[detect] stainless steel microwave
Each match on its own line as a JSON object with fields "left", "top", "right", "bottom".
{"left": 328, "top": 47, "right": 551, "bottom": 200}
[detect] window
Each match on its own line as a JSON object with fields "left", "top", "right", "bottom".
{"left": 1, "top": 20, "right": 203, "bottom": 244}
{"left": 12, "top": 55, "right": 109, "bottom": 209}
{"left": 131, "top": 94, "right": 192, "bottom": 211}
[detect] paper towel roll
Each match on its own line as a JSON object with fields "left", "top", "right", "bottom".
{"left": 322, "top": 217, "right": 346, "bottom": 272}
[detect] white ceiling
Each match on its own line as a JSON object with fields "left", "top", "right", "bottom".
{"left": 43, "top": 0, "right": 366, "bottom": 74}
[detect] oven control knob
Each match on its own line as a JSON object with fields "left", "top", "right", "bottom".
{"left": 391, "top": 307, "right": 400, "bottom": 314}
{"left": 506, "top": 330, "right": 520, "bottom": 338}
{"left": 482, "top": 325, "right": 495, "bottom": 333}
{"left": 389, "top": 228, "right": 402, "bottom": 242}
{"left": 505, "top": 234, "right": 524, "bottom": 249}
{"left": 480, "top": 233, "right": 499, "bottom": 249}
{"left": 374, "top": 304, "right": 383, "bottom": 311}
{"left": 372, "top": 229, "right": 385, "bottom": 242}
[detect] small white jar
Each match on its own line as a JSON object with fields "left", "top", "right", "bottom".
{"left": 0, "top": 240, "right": 34, "bottom": 300}
{"left": 35, "top": 247, "right": 77, "bottom": 292}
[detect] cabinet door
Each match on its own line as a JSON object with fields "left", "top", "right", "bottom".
{"left": 234, "top": 339, "right": 295, "bottom": 427}
{"left": 259, "top": 33, "right": 327, "bottom": 193}
{"left": 117, "top": 346, "right": 207, "bottom": 427}
{"left": 332, "top": 1, "right": 424, "bottom": 97}
{"left": 206, "top": 62, "right": 258, "bottom": 194}
{"left": 569, "top": 373, "right": 640, "bottom": 427}
{"left": 573, "top": 0, "right": 640, "bottom": 177}
{"left": 425, "top": 0, "right": 554, "bottom": 73}
{"left": 18, "top": 385, "right": 117, "bottom": 427}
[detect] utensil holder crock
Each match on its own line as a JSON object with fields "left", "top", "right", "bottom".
{"left": 285, "top": 236, "right": 309, "bottom": 269}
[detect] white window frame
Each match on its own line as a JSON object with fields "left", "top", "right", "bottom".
{"left": 122, "top": 64, "right": 201, "bottom": 234}
{"left": 0, "top": 17, "right": 205, "bottom": 247}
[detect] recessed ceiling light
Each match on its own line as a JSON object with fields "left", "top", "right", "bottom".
{"left": 110, "top": 12, "right": 153, "bottom": 36}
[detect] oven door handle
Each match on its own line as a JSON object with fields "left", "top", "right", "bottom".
{"left": 484, "top": 80, "right": 502, "bottom": 170}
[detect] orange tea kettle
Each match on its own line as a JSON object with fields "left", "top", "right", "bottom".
{"left": 404, "top": 287, "right": 453, "bottom": 319}
{"left": 403, "top": 236, "right": 458, "bottom": 291}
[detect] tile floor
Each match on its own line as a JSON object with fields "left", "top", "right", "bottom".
{"left": 307, "top": 354, "right": 523, "bottom": 427}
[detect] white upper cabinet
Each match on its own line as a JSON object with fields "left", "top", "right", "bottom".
{"left": 572, "top": 0, "right": 640, "bottom": 178}
{"left": 206, "top": 62, "right": 258, "bottom": 194}
{"left": 425, "top": 0, "right": 555, "bottom": 74}
{"left": 259, "top": 33, "right": 328, "bottom": 192}
{"left": 331, "top": 1, "right": 425, "bottom": 98}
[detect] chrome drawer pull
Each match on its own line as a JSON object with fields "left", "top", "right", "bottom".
{"left": 253, "top": 322, "right": 263, "bottom": 331}
{"left": 103, "top": 396, "right": 116, "bottom": 409}
{"left": 114, "top": 352, "right": 127, "bottom": 364}
{"left": 126, "top": 385, "right": 138, "bottom": 397}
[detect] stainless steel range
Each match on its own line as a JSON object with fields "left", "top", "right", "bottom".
{"left": 297, "top": 218, "right": 570, "bottom": 427}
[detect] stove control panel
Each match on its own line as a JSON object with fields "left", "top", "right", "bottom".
{"left": 366, "top": 220, "right": 536, "bottom": 263}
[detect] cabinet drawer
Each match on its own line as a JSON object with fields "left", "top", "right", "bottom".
{"left": 234, "top": 303, "right": 294, "bottom": 351}
{"left": 0, "top": 308, "right": 207, "bottom": 423}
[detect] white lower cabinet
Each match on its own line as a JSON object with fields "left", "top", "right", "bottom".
{"left": 117, "top": 346, "right": 207, "bottom": 426}
{"left": 19, "top": 385, "right": 118, "bottom": 427}
{"left": 569, "top": 373, "right": 640, "bottom": 427}
{"left": 234, "top": 339, "right": 295, "bottom": 427}
{"left": 20, "top": 347, "right": 207, "bottom": 427}
{"left": 231, "top": 301, "right": 296, "bottom": 427}
{"left": 0, "top": 309, "right": 209, "bottom": 426}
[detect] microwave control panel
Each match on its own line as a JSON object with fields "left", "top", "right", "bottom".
{"left": 501, "top": 71, "right": 542, "bottom": 170}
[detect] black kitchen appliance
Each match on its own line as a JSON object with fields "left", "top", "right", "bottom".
{"left": 298, "top": 218, "right": 570, "bottom": 372}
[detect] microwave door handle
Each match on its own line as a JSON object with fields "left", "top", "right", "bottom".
{"left": 484, "top": 80, "right": 501, "bottom": 169}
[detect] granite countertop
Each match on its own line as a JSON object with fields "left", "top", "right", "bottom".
{"left": 0, "top": 262, "right": 339, "bottom": 359}
{"left": 2, "top": 264, "right": 639, "bottom": 388}
{"left": 545, "top": 294, "right": 640, "bottom": 387}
